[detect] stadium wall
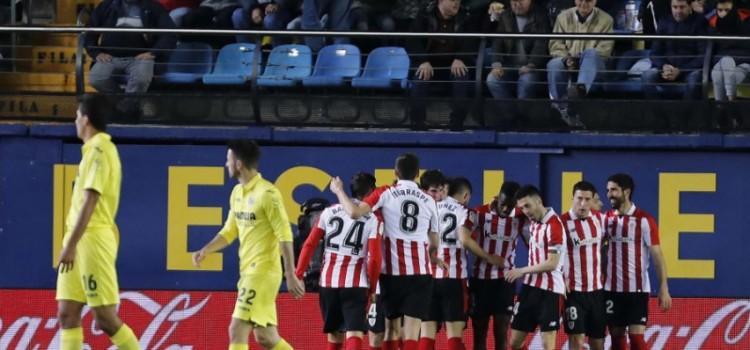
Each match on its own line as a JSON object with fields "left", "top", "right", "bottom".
{"left": 1, "top": 124, "right": 748, "bottom": 349}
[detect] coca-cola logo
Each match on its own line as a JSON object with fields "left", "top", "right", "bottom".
{"left": 0, "top": 291, "right": 210, "bottom": 350}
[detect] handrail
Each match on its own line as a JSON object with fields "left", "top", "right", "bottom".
{"left": 1, "top": 26, "right": 750, "bottom": 42}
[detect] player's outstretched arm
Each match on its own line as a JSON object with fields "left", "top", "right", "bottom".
{"left": 329, "top": 176, "right": 371, "bottom": 219}
{"left": 505, "top": 252, "right": 561, "bottom": 283}
{"left": 458, "top": 226, "right": 504, "bottom": 267}
{"left": 281, "top": 241, "right": 305, "bottom": 299}
{"left": 295, "top": 224, "right": 325, "bottom": 279}
{"left": 650, "top": 245, "right": 672, "bottom": 311}
{"left": 58, "top": 189, "right": 100, "bottom": 273}
{"left": 191, "top": 235, "right": 230, "bottom": 267}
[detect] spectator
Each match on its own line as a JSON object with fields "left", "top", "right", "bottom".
{"left": 232, "top": 0, "right": 299, "bottom": 44}
{"left": 393, "top": 0, "right": 430, "bottom": 30}
{"left": 409, "top": 0, "right": 477, "bottom": 130}
{"left": 710, "top": 0, "right": 750, "bottom": 102}
{"left": 350, "top": 0, "right": 397, "bottom": 32}
{"left": 85, "top": 0, "right": 177, "bottom": 95}
{"left": 642, "top": 0, "right": 708, "bottom": 100}
{"left": 157, "top": 0, "right": 199, "bottom": 26}
{"left": 301, "top": 0, "right": 352, "bottom": 51}
{"left": 486, "top": 0, "right": 551, "bottom": 102}
{"left": 181, "top": 0, "right": 240, "bottom": 46}
{"left": 547, "top": 0, "right": 614, "bottom": 127}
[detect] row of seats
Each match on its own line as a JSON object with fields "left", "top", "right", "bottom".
{"left": 162, "top": 42, "right": 410, "bottom": 89}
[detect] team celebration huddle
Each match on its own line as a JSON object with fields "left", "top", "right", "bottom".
{"left": 57, "top": 96, "right": 669, "bottom": 350}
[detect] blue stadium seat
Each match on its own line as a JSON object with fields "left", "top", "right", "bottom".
{"left": 257, "top": 45, "right": 313, "bottom": 87}
{"left": 352, "top": 47, "right": 410, "bottom": 89}
{"left": 302, "top": 44, "right": 361, "bottom": 88}
{"left": 604, "top": 49, "right": 651, "bottom": 95}
{"left": 202, "top": 43, "right": 259, "bottom": 85}
{"left": 162, "top": 42, "right": 214, "bottom": 84}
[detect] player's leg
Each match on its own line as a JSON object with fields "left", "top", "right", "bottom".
{"left": 492, "top": 280, "right": 515, "bottom": 350}
{"left": 471, "top": 316, "right": 490, "bottom": 350}
{"left": 327, "top": 332, "right": 345, "bottom": 350}
{"left": 445, "top": 321, "right": 465, "bottom": 350}
{"left": 383, "top": 317, "right": 402, "bottom": 350}
{"left": 229, "top": 317, "right": 254, "bottom": 350}
{"left": 509, "top": 329, "right": 529, "bottom": 350}
{"left": 605, "top": 292, "right": 628, "bottom": 350}
{"left": 468, "top": 278, "right": 490, "bottom": 350}
{"left": 235, "top": 273, "right": 291, "bottom": 350}
{"left": 441, "top": 279, "right": 466, "bottom": 350}
{"left": 402, "top": 316, "right": 422, "bottom": 350}
{"left": 340, "top": 288, "right": 369, "bottom": 350}
{"left": 509, "top": 286, "right": 543, "bottom": 350}
{"left": 537, "top": 288, "right": 561, "bottom": 350}
{"left": 320, "top": 287, "right": 345, "bottom": 350}
{"left": 419, "top": 280, "right": 441, "bottom": 350}
{"left": 402, "top": 276, "right": 434, "bottom": 350}
{"left": 564, "top": 292, "right": 586, "bottom": 350}
{"left": 585, "top": 290, "right": 606, "bottom": 350}
{"left": 91, "top": 305, "right": 140, "bottom": 349}
{"left": 418, "top": 321, "right": 437, "bottom": 350}
{"left": 367, "top": 293, "right": 385, "bottom": 350}
{"left": 540, "top": 330, "right": 557, "bottom": 350}
{"left": 57, "top": 300, "right": 85, "bottom": 350}
{"left": 253, "top": 325, "right": 292, "bottom": 349}
{"left": 491, "top": 314, "right": 511, "bottom": 350}
{"left": 625, "top": 293, "right": 649, "bottom": 350}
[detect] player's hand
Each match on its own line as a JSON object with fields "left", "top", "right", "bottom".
{"left": 192, "top": 249, "right": 207, "bottom": 267}
{"left": 329, "top": 176, "right": 345, "bottom": 195}
{"left": 504, "top": 268, "right": 525, "bottom": 283}
{"left": 658, "top": 288, "right": 672, "bottom": 311}
{"left": 286, "top": 275, "right": 305, "bottom": 299}
{"left": 416, "top": 62, "right": 434, "bottom": 81}
{"left": 485, "top": 254, "right": 504, "bottom": 268}
{"left": 431, "top": 256, "right": 449, "bottom": 270}
{"left": 58, "top": 244, "right": 77, "bottom": 273}
{"left": 451, "top": 59, "right": 468, "bottom": 78}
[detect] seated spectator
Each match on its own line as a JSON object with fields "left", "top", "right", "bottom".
{"left": 409, "top": 0, "right": 477, "bottom": 130}
{"left": 350, "top": 0, "right": 397, "bottom": 32}
{"left": 393, "top": 0, "right": 430, "bottom": 31}
{"left": 86, "top": 0, "right": 176, "bottom": 95}
{"left": 710, "top": 0, "right": 750, "bottom": 102}
{"left": 181, "top": 0, "right": 240, "bottom": 45}
{"left": 232, "top": 0, "right": 299, "bottom": 44}
{"left": 486, "top": 0, "right": 551, "bottom": 102}
{"left": 157, "top": 0, "right": 199, "bottom": 26}
{"left": 301, "top": 0, "right": 352, "bottom": 51}
{"left": 547, "top": 0, "right": 614, "bottom": 126}
{"left": 642, "top": 0, "right": 708, "bottom": 100}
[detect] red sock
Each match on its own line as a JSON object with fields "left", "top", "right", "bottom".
{"left": 629, "top": 333, "right": 646, "bottom": 350}
{"left": 382, "top": 340, "right": 399, "bottom": 350}
{"left": 345, "top": 337, "right": 363, "bottom": 350}
{"left": 447, "top": 337, "right": 464, "bottom": 350}
{"left": 403, "top": 339, "right": 418, "bottom": 350}
{"left": 612, "top": 335, "right": 628, "bottom": 350}
{"left": 417, "top": 338, "right": 435, "bottom": 350}
{"left": 369, "top": 346, "right": 382, "bottom": 350}
{"left": 327, "top": 341, "right": 343, "bottom": 350}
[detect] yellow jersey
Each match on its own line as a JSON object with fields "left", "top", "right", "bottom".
{"left": 219, "top": 173, "right": 293, "bottom": 276}
{"left": 66, "top": 132, "right": 122, "bottom": 235}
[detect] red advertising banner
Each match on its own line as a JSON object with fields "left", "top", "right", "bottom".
{"left": 0, "top": 290, "right": 748, "bottom": 349}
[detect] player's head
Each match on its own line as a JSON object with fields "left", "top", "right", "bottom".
{"left": 515, "top": 185, "right": 545, "bottom": 222}
{"left": 395, "top": 153, "right": 420, "bottom": 181}
{"left": 420, "top": 169, "right": 447, "bottom": 201}
{"left": 448, "top": 177, "right": 472, "bottom": 205}
{"left": 607, "top": 173, "right": 634, "bottom": 210}
{"left": 350, "top": 172, "right": 377, "bottom": 200}
{"left": 76, "top": 94, "right": 110, "bottom": 139}
{"left": 226, "top": 140, "right": 261, "bottom": 179}
{"left": 496, "top": 181, "right": 521, "bottom": 216}
{"left": 571, "top": 181, "right": 597, "bottom": 218}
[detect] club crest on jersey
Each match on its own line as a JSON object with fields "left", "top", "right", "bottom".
{"left": 247, "top": 197, "right": 255, "bottom": 207}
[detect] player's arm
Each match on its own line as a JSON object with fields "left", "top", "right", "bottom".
{"left": 650, "top": 244, "right": 672, "bottom": 311}
{"left": 264, "top": 188, "right": 305, "bottom": 299}
{"left": 280, "top": 240, "right": 304, "bottom": 298}
{"left": 367, "top": 230, "right": 382, "bottom": 295}
{"left": 58, "top": 189, "right": 100, "bottom": 272}
{"left": 505, "top": 252, "right": 560, "bottom": 283}
{"left": 294, "top": 219, "right": 325, "bottom": 279}
{"left": 329, "top": 176, "right": 372, "bottom": 219}
{"left": 192, "top": 234, "right": 231, "bottom": 267}
{"left": 458, "top": 226, "right": 503, "bottom": 267}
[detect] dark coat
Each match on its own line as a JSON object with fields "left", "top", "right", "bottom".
{"left": 490, "top": 5, "right": 551, "bottom": 68}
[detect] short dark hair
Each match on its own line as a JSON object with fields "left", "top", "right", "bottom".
{"left": 78, "top": 94, "right": 111, "bottom": 131}
{"left": 716, "top": 0, "right": 733, "bottom": 5}
{"left": 420, "top": 169, "right": 446, "bottom": 190}
{"left": 515, "top": 185, "right": 541, "bottom": 201}
{"left": 448, "top": 177, "right": 472, "bottom": 196}
{"left": 350, "top": 172, "right": 377, "bottom": 199}
{"left": 572, "top": 181, "right": 597, "bottom": 195}
{"left": 227, "top": 139, "right": 261, "bottom": 169}
{"left": 607, "top": 173, "right": 634, "bottom": 200}
{"left": 673, "top": 0, "right": 694, "bottom": 5}
{"left": 499, "top": 181, "right": 521, "bottom": 199}
{"left": 395, "top": 153, "right": 420, "bottom": 180}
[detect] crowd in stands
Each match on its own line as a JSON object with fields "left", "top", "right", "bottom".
{"left": 83, "top": 0, "right": 750, "bottom": 129}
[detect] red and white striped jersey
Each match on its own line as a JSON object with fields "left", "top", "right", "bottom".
{"left": 604, "top": 204, "right": 660, "bottom": 293}
{"left": 471, "top": 204, "right": 529, "bottom": 280}
{"left": 524, "top": 208, "right": 566, "bottom": 295}
{"left": 364, "top": 180, "right": 440, "bottom": 276}
{"left": 317, "top": 204, "right": 380, "bottom": 288}
{"left": 562, "top": 209, "right": 605, "bottom": 292}
{"left": 434, "top": 197, "right": 472, "bottom": 279}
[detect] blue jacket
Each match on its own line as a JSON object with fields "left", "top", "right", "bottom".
{"left": 85, "top": 0, "right": 177, "bottom": 60}
{"left": 650, "top": 13, "right": 708, "bottom": 70}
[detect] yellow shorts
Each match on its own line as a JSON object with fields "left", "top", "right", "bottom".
{"left": 232, "top": 272, "right": 282, "bottom": 327}
{"left": 56, "top": 230, "right": 120, "bottom": 307}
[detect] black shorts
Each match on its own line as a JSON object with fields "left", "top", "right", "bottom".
{"left": 605, "top": 291, "right": 649, "bottom": 328}
{"left": 564, "top": 290, "right": 606, "bottom": 339}
{"left": 319, "top": 287, "right": 369, "bottom": 333}
{"left": 380, "top": 274, "right": 434, "bottom": 320}
{"left": 425, "top": 278, "right": 468, "bottom": 322}
{"left": 469, "top": 278, "right": 515, "bottom": 318}
{"left": 511, "top": 285, "right": 562, "bottom": 332}
{"left": 367, "top": 293, "right": 385, "bottom": 333}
